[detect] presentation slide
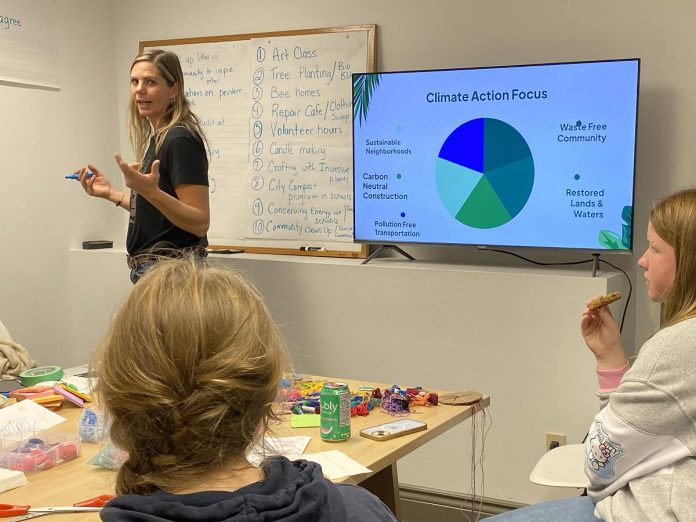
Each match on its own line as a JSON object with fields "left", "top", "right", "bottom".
{"left": 352, "top": 59, "right": 639, "bottom": 251}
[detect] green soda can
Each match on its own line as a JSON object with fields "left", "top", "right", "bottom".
{"left": 320, "top": 382, "right": 351, "bottom": 442}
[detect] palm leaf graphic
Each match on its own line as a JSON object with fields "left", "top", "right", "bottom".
{"left": 353, "top": 73, "right": 382, "bottom": 126}
{"left": 597, "top": 205, "right": 633, "bottom": 249}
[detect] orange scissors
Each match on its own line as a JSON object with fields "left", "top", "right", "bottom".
{"left": 0, "top": 494, "right": 112, "bottom": 520}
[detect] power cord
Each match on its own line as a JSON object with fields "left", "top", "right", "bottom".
{"left": 478, "top": 247, "right": 633, "bottom": 332}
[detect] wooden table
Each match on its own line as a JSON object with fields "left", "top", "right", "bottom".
{"left": 0, "top": 377, "right": 488, "bottom": 520}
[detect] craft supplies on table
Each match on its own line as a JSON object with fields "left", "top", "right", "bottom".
{"left": 17, "top": 367, "right": 63, "bottom": 387}
{"left": 78, "top": 407, "right": 126, "bottom": 470}
{"left": 0, "top": 430, "right": 79, "bottom": 474}
{"left": 281, "top": 380, "right": 440, "bottom": 420}
{"left": 53, "top": 383, "right": 91, "bottom": 408}
{"left": 8, "top": 386, "right": 64, "bottom": 410}
{"left": 6, "top": 382, "right": 93, "bottom": 412}
{"left": 290, "top": 414, "right": 321, "bottom": 428}
{"left": 78, "top": 407, "right": 109, "bottom": 443}
{"left": 88, "top": 442, "right": 128, "bottom": 470}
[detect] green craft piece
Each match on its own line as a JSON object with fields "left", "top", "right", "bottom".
{"left": 290, "top": 414, "right": 321, "bottom": 428}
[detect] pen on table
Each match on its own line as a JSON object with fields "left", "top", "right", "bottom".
{"left": 300, "top": 246, "right": 326, "bottom": 252}
{"left": 65, "top": 172, "right": 94, "bottom": 180}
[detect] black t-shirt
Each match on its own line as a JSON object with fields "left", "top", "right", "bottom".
{"left": 126, "top": 126, "right": 209, "bottom": 256}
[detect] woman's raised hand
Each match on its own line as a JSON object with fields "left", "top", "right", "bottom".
{"left": 78, "top": 165, "right": 114, "bottom": 200}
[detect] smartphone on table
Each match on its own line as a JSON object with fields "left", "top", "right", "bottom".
{"left": 359, "top": 418, "right": 427, "bottom": 441}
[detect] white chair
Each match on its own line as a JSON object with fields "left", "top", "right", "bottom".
{"left": 529, "top": 444, "right": 589, "bottom": 488}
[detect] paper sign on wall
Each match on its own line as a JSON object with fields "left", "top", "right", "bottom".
{"left": 0, "top": 0, "right": 60, "bottom": 88}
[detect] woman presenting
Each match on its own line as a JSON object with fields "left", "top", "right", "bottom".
{"left": 75, "top": 49, "right": 209, "bottom": 283}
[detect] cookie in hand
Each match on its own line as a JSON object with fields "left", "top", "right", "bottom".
{"left": 588, "top": 291, "right": 622, "bottom": 310}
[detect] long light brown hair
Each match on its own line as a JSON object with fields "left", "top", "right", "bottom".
{"left": 93, "top": 256, "right": 287, "bottom": 495}
{"left": 127, "top": 49, "right": 209, "bottom": 163}
{"left": 650, "top": 188, "right": 696, "bottom": 326}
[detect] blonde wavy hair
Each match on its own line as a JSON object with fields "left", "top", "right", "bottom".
{"left": 127, "top": 49, "right": 209, "bottom": 163}
{"left": 650, "top": 188, "right": 696, "bottom": 326}
{"left": 93, "top": 256, "right": 287, "bottom": 495}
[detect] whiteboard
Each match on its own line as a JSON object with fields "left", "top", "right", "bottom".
{"left": 142, "top": 25, "right": 376, "bottom": 258}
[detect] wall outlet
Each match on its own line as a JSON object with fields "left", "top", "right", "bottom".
{"left": 546, "top": 432, "right": 566, "bottom": 451}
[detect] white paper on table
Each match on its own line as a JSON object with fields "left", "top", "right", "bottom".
{"left": 62, "top": 364, "right": 95, "bottom": 394}
{"left": 302, "top": 450, "right": 372, "bottom": 480}
{"left": 247, "top": 436, "right": 312, "bottom": 467}
{"left": 60, "top": 376, "right": 93, "bottom": 395}
{"left": 0, "top": 467, "right": 27, "bottom": 493}
{"left": 0, "top": 400, "right": 66, "bottom": 441}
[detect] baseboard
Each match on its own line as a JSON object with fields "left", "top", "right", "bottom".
{"left": 399, "top": 484, "right": 525, "bottom": 521}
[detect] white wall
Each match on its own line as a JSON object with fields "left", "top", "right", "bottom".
{"left": 107, "top": 0, "right": 696, "bottom": 347}
{"left": 0, "top": 0, "right": 124, "bottom": 366}
{"left": 3, "top": 0, "right": 695, "bottom": 506}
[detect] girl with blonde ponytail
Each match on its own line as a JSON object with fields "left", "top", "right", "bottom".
{"left": 94, "top": 257, "right": 397, "bottom": 522}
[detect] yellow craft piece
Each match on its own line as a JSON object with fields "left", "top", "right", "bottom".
{"left": 33, "top": 394, "right": 64, "bottom": 405}
{"left": 298, "top": 381, "right": 325, "bottom": 395}
{"left": 290, "top": 414, "right": 321, "bottom": 428}
{"left": 57, "top": 383, "right": 92, "bottom": 402}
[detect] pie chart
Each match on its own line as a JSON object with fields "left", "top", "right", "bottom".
{"left": 436, "top": 118, "right": 534, "bottom": 229}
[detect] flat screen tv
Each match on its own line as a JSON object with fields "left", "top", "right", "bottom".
{"left": 352, "top": 59, "right": 639, "bottom": 252}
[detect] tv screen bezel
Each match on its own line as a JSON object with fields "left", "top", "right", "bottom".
{"left": 351, "top": 58, "right": 640, "bottom": 254}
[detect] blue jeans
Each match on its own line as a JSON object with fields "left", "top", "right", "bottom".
{"left": 487, "top": 497, "right": 602, "bottom": 521}
{"left": 129, "top": 253, "right": 208, "bottom": 284}
{"left": 129, "top": 260, "right": 157, "bottom": 284}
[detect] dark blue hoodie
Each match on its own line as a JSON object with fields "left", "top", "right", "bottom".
{"left": 100, "top": 457, "right": 397, "bottom": 522}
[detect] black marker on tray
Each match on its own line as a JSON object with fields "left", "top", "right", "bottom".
{"left": 300, "top": 246, "right": 326, "bottom": 251}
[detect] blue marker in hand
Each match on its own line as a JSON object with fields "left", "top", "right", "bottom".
{"left": 65, "top": 172, "right": 94, "bottom": 180}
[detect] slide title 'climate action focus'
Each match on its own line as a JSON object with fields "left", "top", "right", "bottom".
{"left": 426, "top": 89, "right": 548, "bottom": 103}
